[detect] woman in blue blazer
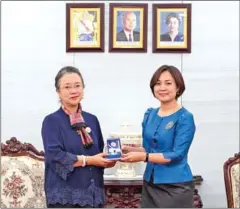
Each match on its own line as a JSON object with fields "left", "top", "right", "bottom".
{"left": 121, "top": 65, "right": 196, "bottom": 208}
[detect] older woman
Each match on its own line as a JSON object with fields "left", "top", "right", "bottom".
{"left": 41, "top": 66, "right": 115, "bottom": 208}
{"left": 121, "top": 65, "right": 196, "bottom": 208}
{"left": 160, "top": 12, "right": 184, "bottom": 42}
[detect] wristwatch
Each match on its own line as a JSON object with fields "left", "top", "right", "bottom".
{"left": 144, "top": 152, "right": 149, "bottom": 162}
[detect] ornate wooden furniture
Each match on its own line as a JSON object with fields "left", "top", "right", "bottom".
{"left": 223, "top": 152, "right": 240, "bottom": 208}
{"left": 1, "top": 137, "right": 46, "bottom": 208}
{"left": 1, "top": 137, "right": 204, "bottom": 208}
{"left": 104, "top": 176, "right": 203, "bottom": 208}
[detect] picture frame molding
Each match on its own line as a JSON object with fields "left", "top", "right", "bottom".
{"left": 109, "top": 3, "right": 148, "bottom": 53}
{"left": 152, "top": 3, "right": 192, "bottom": 53}
{"left": 66, "top": 3, "right": 105, "bottom": 52}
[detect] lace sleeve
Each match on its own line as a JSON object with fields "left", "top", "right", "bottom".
{"left": 41, "top": 115, "right": 78, "bottom": 180}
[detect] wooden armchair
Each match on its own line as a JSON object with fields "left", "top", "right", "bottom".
{"left": 1, "top": 137, "right": 46, "bottom": 208}
{"left": 223, "top": 152, "right": 240, "bottom": 208}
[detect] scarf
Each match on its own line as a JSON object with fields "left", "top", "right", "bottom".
{"left": 62, "top": 104, "right": 93, "bottom": 148}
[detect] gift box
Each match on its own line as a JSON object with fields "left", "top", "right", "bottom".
{"left": 106, "top": 138, "right": 122, "bottom": 160}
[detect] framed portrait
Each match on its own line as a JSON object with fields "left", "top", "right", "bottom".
{"left": 109, "top": 3, "right": 148, "bottom": 53}
{"left": 152, "top": 4, "right": 192, "bottom": 53}
{"left": 66, "top": 3, "right": 104, "bottom": 52}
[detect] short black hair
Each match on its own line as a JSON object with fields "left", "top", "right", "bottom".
{"left": 55, "top": 66, "right": 85, "bottom": 90}
{"left": 166, "top": 12, "right": 181, "bottom": 24}
{"left": 150, "top": 65, "right": 185, "bottom": 99}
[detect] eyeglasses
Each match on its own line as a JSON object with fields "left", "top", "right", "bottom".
{"left": 60, "top": 84, "right": 83, "bottom": 91}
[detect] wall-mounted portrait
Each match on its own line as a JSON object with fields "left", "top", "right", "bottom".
{"left": 152, "top": 4, "right": 192, "bottom": 53}
{"left": 66, "top": 3, "right": 104, "bottom": 52}
{"left": 109, "top": 3, "right": 148, "bottom": 53}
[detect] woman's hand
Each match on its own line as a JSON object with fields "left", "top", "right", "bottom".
{"left": 121, "top": 145, "right": 146, "bottom": 153}
{"left": 120, "top": 152, "right": 146, "bottom": 163}
{"left": 87, "top": 153, "right": 117, "bottom": 168}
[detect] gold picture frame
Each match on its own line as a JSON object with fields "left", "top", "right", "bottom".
{"left": 109, "top": 3, "right": 148, "bottom": 53}
{"left": 153, "top": 3, "right": 192, "bottom": 53}
{"left": 66, "top": 3, "right": 104, "bottom": 52}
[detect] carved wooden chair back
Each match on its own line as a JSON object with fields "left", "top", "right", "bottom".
{"left": 1, "top": 137, "right": 46, "bottom": 208}
{"left": 223, "top": 152, "right": 240, "bottom": 208}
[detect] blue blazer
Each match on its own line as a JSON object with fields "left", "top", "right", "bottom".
{"left": 142, "top": 107, "right": 196, "bottom": 184}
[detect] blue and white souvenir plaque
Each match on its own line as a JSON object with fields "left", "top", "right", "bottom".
{"left": 106, "top": 138, "right": 122, "bottom": 160}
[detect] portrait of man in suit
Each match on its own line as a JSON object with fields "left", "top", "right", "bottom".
{"left": 116, "top": 11, "right": 140, "bottom": 42}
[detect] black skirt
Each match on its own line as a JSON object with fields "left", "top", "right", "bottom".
{"left": 141, "top": 179, "right": 194, "bottom": 208}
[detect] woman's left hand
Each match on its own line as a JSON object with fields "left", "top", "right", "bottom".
{"left": 120, "top": 152, "right": 146, "bottom": 163}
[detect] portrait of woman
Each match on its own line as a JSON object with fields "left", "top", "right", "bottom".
{"left": 160, "top": 12, "right": 184, "bottom": 42}
{"left": 152, "top": 3, "right": 192, "bottom": 53}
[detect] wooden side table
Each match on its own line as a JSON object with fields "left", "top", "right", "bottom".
{"left": 104, "top": 175, "right": 203, "bottom": 208}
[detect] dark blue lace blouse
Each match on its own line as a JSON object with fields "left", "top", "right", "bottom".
{"left": 41, "top": 108, "right": 105, "bottom": 207}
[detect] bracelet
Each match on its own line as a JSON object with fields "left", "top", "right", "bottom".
{"left": 82, "top": 155, "right": 86, "bottom": 167}
{"left": 144, "top": 152, "right": 149, "bottom": 162}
